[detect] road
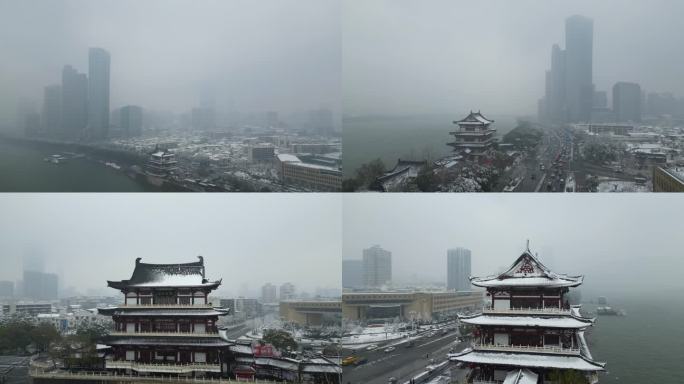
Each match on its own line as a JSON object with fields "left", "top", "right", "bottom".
{"left": 342, "top": 331, "right": 467, "bottom": 384}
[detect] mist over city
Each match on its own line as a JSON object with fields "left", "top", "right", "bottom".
{"left": 0, "top": 194, "right": 342, "bottom": 296}
{"left": 342, "top": 194, "right": 683, "bottom": 297}
{"left": 343, "top": 0, "right": 684, "bottom": 116}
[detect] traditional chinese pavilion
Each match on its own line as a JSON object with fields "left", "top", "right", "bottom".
{"left": 449, "top": 111, "right": 497, "bottom": 161}
{"left": 449, "top": 244, "right": 605, "bottom": 384}
{"left": 99, "top": 256, "right": 232, "bottom": 378}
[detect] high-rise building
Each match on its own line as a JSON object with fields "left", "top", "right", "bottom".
{"left": 191, "top": 107, "right": 216, "bottom": 131}
{"left": 279, "top": 282, "right": 296, "bottom": 301}
{"left": 342, "top": 259, "right": 363, "bottom": 288}
{"left": 261, "top": 283, "right": 277, "bottom": 303}
{"left": 61, "top": 65, "right": 88, "bottom": 140}
{"left": 22, "top": 270, "right": 58, "bottom": 301}
{"left": 88, "top": 47, "right": 111, "bottom": 140}
{"left": 0, "top": 281, "right": 14, "bottom": 298}
{"left": 120, "top": 105, "right": 143, "bottom": 137}
{"left": 42, "top": 85, "right": 61, "bottom": 136}
{"left": 543, "top": 44, "right": 567, "bottom": 122}
{"left": 613, "top": 82, "right": 642, "bottom": 122}
{"left": 447, "top": 247, "right": 472, "bottom": 291}
{"left": 593, "top": 91, "right": 608, "bottom": 109}
{"left": 564, "top": 15, "right": 593, "bottom": 123}
{"left": 362, "top": 245, "right": 392, "bottom": 288}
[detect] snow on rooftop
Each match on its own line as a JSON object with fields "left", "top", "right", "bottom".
{"left": 450, "top": 349, "right": 605, "bottom": 371}
{"left": 460, "top": 315, "right": 593, "bottom": 329}
{"left": 503, "top": 369, "right": 538, "bottom": 384}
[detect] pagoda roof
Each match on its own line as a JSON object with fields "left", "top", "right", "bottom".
{"left": 449, "top": 348, "right": 605, "bottom": 371}
{"left": 459, "top": 312, "right": 594, "bottom": 329}
{"left": 503, "top": 368, "right": 538, "bottom": 384}
{"left": 454, "top": 111, "right": 495, "bottom": 125}
{"left": 104, "top": 336, "right": 232, "bottom": 348}
{"left": 99, "top": 307, "right": 229, "bottom": 317}
{"left": 471, "top": 248, "right": 583, "bottom": 288}
{"left": 107, "top": 256, "right": 222, "bottom": 290}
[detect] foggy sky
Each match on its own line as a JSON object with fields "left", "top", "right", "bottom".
{"left": 343, "top": 0, "right": 684, "bottom": 116}
{"left": 343, "top": 194, "right": 684, "bottom": 297}
{"left": 0, "top": 194, "right": 342, "bottom": 297}
{"left": 0, "top": 0, "right": 340, "bottom": 123}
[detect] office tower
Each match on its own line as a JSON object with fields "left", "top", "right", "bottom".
{"left": 362, "top": 245, "right": 392, "bottom": 287}
{"left": 22, "top": 270, "right": 58, "bottom": 301}
{"left": 61, "top": 65, "right": 88, "bottom": 140}
{"left": 120, "top": 105, "right": 143, "bottom": 137}
{"left": 593, "top": 91, "right": 608, "bottom": 109}
{"left": 613, "top": 82, "right": 642, "bottom": 122}
{"left": 543, "top": 44, "right": 567, "bottom": 122}
{"left": 0, "top": 281, "right": 14, "bottom": 298}
{"left": 447, "top": 247, "right": 472, "bottom": 291}
{"left": 564, "top": 15, "right": 594, "bottom": 122}
{"left": 342, "top": 259, "right": 363, "bottom": 288}
{"left": 261, "top": 283, "right": 277, "bottom": 303}
{"left": 42, "top": 85, "right": 62, "bottom": 136}
{"left": 280, "top": 282, "right": 296, "bottom": 300}
{"left": 88, "top": 47, "right": 111, "bottom": 139}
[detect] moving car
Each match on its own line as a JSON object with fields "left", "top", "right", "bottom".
{"left": 341, "top": 356, "right": 358, "bottom": 366}
{"left": 384, "top": 346, "right": 396, "bottom": 353}
{"left": 366, "top": 344, "right": 379, "bottom": 351}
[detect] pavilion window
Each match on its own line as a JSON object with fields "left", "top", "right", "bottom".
{"left": 155, "top": 319, "right": 177, "bottom": 332}
{"left": 544, "top": 334, "right": 560, "bottom": 346}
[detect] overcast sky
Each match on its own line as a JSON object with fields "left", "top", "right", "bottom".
{"left": 343, "top": 194, "right": 683, "bottom": 298}
{"left": 343, "top": 0, "right": 684, "bottom": 116}
{"left": 0, "top": 0, "right": 340, "bottom": 124}
{"left": 0, "top": 194, "right": 342, "bottom": 297}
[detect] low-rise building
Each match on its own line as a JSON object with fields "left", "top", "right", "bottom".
{"left": 276, "top": 154, "right": 342, "bottom": 192}
{"left": 653, "top": 166, "right": 684, "bottom": 192}
{"left": 341, "top": 290, "right": 483, "bottom": 323}
{"left": 279, "top": 300, "right": 342, "bottom": 326}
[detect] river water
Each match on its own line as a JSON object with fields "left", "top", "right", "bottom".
{"left": 0, "top": 138, "right": 158, "bottom": 192}
{"left": 584, "top": 296, "right": 683, "bottom": 383}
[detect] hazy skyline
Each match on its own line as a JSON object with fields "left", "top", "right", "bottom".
{"left": 0, "top": 0, "right": 340, "bottom": 126}
{"left": 343, "top": 194, "right": 683, "bottom": 297}
{"left": 0, "top": 194, "right": 342, "bottom": 297}
{"left": 344, "top": 0, "right": 684, "bottom": 116}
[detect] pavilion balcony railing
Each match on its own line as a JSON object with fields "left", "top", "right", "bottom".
{"left": 109, "top": 331, "right": 220, "bottom": 338}
{"left": 120, "top": 303, "right": 214, "bottom": 308}
{"left": 106, "top": 361, "right": 221, "bottom": 373}
{"left": 30, "top": 368, "right": 283, "bottom": 383}
{"left": 473, "top": 343, "right": 581, "bottom": 355}
{"left": 482, "top": 306, "right": 571, "bottom": 315}
{"left": 449, "top": 129, "right": 496, "bottom": 136}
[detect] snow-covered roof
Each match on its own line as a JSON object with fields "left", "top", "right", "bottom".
{"left": 101, "top": 308, "right": 229, "bottom": 317}
{"left": 277, "top": 154, "right": 301, "bottom": 163}
{"left": 107, "top": 256, "right": 221, "bottom": 290}
{"left": 449, "top": 349, "right": 605, "bottom": 371}
{"left": 460, "top": 314, "right": 594, "bottom": 329}
{"left": 503, "top": 368, "right": 538, "bottom": 384}
{"left": 471, "top": 249, "right": 583, "bottom": 288}
{"left": 454, "top": 111, "right": 495, "bottom": 125}
{"left": 106, "top": 337, "right": 232, "bottom": 347}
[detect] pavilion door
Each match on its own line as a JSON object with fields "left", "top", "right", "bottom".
{"left": 139, "top": 350, "right": 152, "bottom": 363}
{"left": 494, "top": 333, "right": 509, "bottom": 346}
{"left": 493, "top": 298, "right": 510, "bottom": 310}
{"left": 179, "top": 351, "right": 192, "bottom": 363}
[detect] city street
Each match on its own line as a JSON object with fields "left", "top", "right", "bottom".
{"left": 342, "top": 331, "right": 467, "bottom": 384}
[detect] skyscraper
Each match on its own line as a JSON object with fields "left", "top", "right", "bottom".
{"left": 61, "top": 65, "right": 88, "bottom": 140}
{"left": 22, "top": 270, "right": 58, "bottom": 301}
{"left": 447, "top": 247, "right": 472, "bottom": 291}
{"left": 261, "top": 283, "right": 277, "bottom": 303}
{"left": 88, "top": 47, "right": 111, "bottom": 140}
{"left": 279, "top": 282, "right": 296, "bottom": 300}
{"left": 613, "top": 82, "right": 642, "bottom": 122}
{"left": 342, "top": 259, "right": 363, "bottom": 288}
{"left": 362, "top": 245, "right": 392, "bottom": 288}
{"left": 564, "top": 15, "right": 593, "bottom": 123}
{"left": 42, "top": 85, "right": 61, "bottom": 136}
{"left": 120, "top": 105, "right": 143, "bottom": 137}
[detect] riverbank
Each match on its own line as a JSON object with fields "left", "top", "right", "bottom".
{"left": 0, "top": 136, "right": 189, "bottom": 192}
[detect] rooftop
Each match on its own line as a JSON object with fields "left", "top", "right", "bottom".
{"left": 471, "top": 246, "right": 583, "bottom": 289}
{"left": 454, "top": 111, "right": 495, "bottom": 126}
{"left": 107, "top": 256, "right": 222, "bottom": 290}
{"left": 449, "top": 348, "right": 605, "bottom": 371}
